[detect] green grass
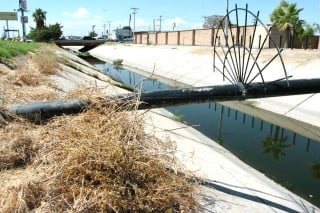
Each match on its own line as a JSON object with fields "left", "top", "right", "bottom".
{"left": 0, "top": 40, "right": 41, "bottom": 60}
{"left": 172, "top": 111, "right": 185, "bottom": 122}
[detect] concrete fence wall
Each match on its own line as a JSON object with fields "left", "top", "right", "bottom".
{"left": 179, "top": 30, "right": 194, "bottom": 45}
{"left": 135, "top": 26, "right": 320, "bottom": 49}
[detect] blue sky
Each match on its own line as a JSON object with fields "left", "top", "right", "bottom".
{"left": 2, "top": 0, "right": 320, "bottom": 37}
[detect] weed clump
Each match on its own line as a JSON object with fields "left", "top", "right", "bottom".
{"left": 113, "top": 59, "right": 123, "bottom": 68}
{"left": 1, "top": 96, "right": 199, "bottom": 212}
{"left": 0, "top": 110, "right": 37, "bottom": 171}
{"left": 32, "top": 47, "right": 59, "bottom": 75}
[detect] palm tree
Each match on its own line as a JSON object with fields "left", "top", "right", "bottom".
{"left": 33, "top": 8, "right": 47, "bottom": 29}
{"left": 297, "top": 23, "right": 315, "bottom": 49}
{"left": 270, "top": 0, "right": 304, "bottom": 48}
{"left": 311, "top": 161, "right": 320, "bottom": 179}
{"left": 262, "top": 126, "right": 290, "bottom": 160}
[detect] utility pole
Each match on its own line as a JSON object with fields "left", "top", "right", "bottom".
{"left": 103, "top": 24, "right": 106, "bottom": 36}
{"left": 92, "top": 25, "right": 96, "bottom": 36}
{"left": 107, "top": 21, "right": 111, "bottom": 38}
{"left": 158, "top": 15, "right": 162, "bottom": 32}
{"left": 153, "top": 18, "right": 156, "bottom": 32}
{"left": 18, "top": 0, "right": 27, "bottom": 39}
{"left": 131, "top": 7, "right": 139, "bottom": 42}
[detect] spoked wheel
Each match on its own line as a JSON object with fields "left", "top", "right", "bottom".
{"left": 213, "top": 4, "right": 289, "bottom": 90}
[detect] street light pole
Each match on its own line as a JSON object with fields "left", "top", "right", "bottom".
{"left": 131, "top": 7, "right": 139, "bottom": 43}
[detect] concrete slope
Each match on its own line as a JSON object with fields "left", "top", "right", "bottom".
{"left": 89, "top": 44, "right": 320, "bottom": 212}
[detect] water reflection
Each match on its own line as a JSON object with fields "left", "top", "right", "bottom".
{"left": 311, "top": 161, "right": 320, "bottom": 179}
{"left": 218, "top": 105, "right": 224, "bottom": 145}
{"left": 262, "top": 126, "right": 290, "bottom": 160}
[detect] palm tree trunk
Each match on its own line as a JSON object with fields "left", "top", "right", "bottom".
{"left": 289, "top": 27, "right": 295, "bottom": 49}
{"left": 284, "top": 29, "right": 290, "bottom": 48}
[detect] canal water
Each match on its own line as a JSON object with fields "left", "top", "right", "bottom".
{"left": 93, "top": 60, "right": 320, "bottom": 207}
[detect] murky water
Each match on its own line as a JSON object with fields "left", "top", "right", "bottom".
{"left": 93, "top": 61, "right": 320, "bottom": 207}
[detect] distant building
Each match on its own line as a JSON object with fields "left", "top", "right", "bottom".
{"left": 115, "top": 28, "right": 133, "bottom": 41}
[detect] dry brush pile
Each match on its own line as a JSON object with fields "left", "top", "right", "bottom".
{"left": 0, "top": 46, "right": 200, "bottom": 212}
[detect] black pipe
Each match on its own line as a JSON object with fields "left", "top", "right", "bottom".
{"left": 131, "top": 83, "right": 244, "bottom": 109}
{"left": 245, "top": 78, "right": 320, "bottom": 98}
{"left": 7, "top": 79, "right": 320, "bottom": 121}
{"left": 9, "top": 99, "right": 90, "bottom": 122}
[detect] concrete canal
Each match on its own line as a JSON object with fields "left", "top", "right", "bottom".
{"left": 89, "top": 59, "right": 320, "bottom": 207}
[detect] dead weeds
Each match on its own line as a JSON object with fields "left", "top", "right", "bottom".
{"left": 0, "top": 46, "right": 200, "bottom": 212}
{"left": 0, "top": 47, "right": 61, "bottom": 106}
{"left": 0, "top": 97, "right": 199, "bottom": 212}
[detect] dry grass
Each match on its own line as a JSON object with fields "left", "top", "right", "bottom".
{"left": 0, "top": 47, "right": 60, "bottom": 106}
{"left": 0, "top": 45, "right": 200, "bottom": 212}
{"left": 0, "top": 108, "right": 38, "bottom": 171}
{"left": 14, "top": 69, "right": 41, "bottom": 86}
{"left": 32, "top": 47, "right": 59, "bottom": 75}
{"left": 0, "top": 96, "right": 199, "bottom": 212}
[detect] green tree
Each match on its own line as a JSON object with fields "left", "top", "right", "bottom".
{"left": 48, "top": 23, "right": 63, "bottom": 39}
{"left": 28, "top": 23, "right": 63, "bottom": 42}
{"left": 33, "top": 8, "right": 47, "bottom": 29}
{"left": 88, "top": 31, "right": 98, "bottom": 38}
{"left": 29, "top": 8, "right": 63, "bottom": 42}
{"left": 270, "top": 0, "right": 304, "bottom": 48}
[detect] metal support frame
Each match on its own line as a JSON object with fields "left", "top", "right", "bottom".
{"left": 213, "top": 4, "right": 289, "bottom": 94}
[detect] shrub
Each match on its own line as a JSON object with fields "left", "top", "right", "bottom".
{"left": 113, "top": 59, "right": 123, "bottom": 66}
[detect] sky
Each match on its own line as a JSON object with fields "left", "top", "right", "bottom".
{"left": 1, "top": 0, "right": 320, "bottom": 37}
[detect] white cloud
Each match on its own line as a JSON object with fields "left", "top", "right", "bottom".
{"left": 165, "top": 17, "right": 187, "bottom": 26}
{"left": 161, "top": 17, "right": 202, "bottom": 31}
{"left": 60, "top": 8, "right": 107, "bottom": 36}
{"left": 63, "top": 8, "right": 90, "bottom": 18}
